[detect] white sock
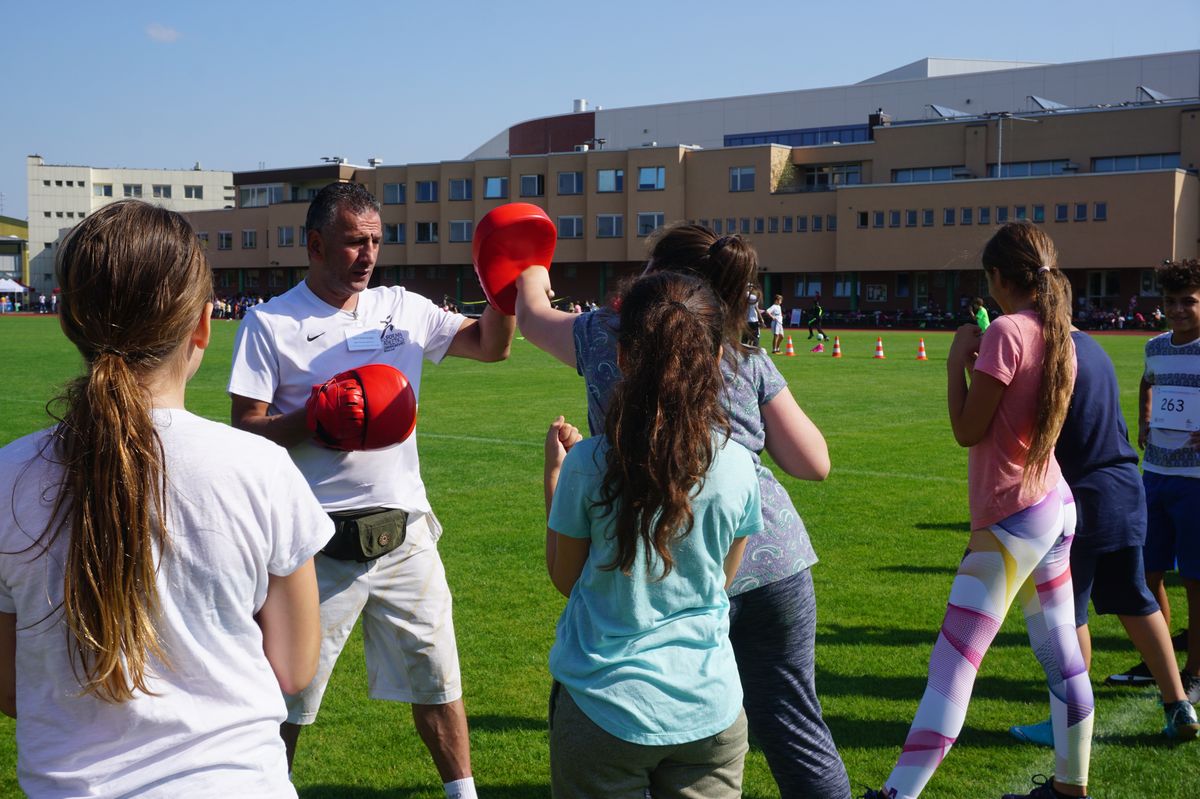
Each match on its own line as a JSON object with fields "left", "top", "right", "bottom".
{"left": 444, "top": 777, "right": 477, "bottom": 799}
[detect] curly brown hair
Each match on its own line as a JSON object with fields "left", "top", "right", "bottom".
{"left": 1158, "top": 259, "right": 1200, "bottom": 295}
{"left": 596, "top": 271, "right": 729, "bottom": 579}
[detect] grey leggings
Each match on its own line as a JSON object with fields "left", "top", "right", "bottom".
{"left": 728, "top": 568, "right": 850, "bottom": 799}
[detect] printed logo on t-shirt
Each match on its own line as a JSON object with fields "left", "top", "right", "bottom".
{"left": 380, "top": 315, "right": 407, "bottom": 351}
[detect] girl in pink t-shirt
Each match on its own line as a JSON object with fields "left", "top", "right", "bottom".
{"left": 867, "top": 223, "right": 1093, "bottom": 799}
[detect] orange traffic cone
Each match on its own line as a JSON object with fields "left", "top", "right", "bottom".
{"left": 873, "top": 337, "right": 886, "bottom": 359}
{"left": 785, "top": 336, "right": 796, "bottom": 356}
{"left": 831, "top": 336, "right": 842, "bottom": 358}
{"left": 916, "top": 338, "right": 928, "bottom": 361}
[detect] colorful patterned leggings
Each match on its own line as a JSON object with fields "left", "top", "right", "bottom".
{"left": 883, "top": 483, "right": 1094, "bottom": 799}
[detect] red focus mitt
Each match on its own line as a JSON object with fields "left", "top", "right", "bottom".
{"left": 472, "top": 202, "right": 557, "bottom": 315}
{"left": 305, "top": 364, "right": 418, "bottom": 451}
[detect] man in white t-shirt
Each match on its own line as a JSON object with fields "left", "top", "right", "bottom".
{"left": 228, "top": 182, "right": 515, "bottom": 799}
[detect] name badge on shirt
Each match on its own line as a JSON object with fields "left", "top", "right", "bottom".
{"left": 346, "top": 329, "right": 381, "bottom": 352}
{"left": 1150, "top": 386, "right": 1200, "bottom": 431}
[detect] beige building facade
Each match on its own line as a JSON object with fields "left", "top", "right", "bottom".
{"left": 185, "top": 99, "right": 1198, "bottom": 325}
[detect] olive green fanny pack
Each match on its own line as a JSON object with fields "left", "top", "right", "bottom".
{"left": 323, "top": 507, "right": 409, "bottom": 562}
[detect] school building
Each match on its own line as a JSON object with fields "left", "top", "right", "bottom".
{"left": 175, "top": 50, "right": 1199, "bottom": 321}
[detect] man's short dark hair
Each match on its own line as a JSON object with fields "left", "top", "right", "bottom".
{"left": 1158, "top": 259, "right": 1200, "bottom": 295}
{"left": 305, "top": 182, "right": 381, "bottom": 235}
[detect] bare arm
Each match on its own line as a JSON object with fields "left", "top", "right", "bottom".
{"left": 231, "top": 395, "right": 310, "bottom": 449}
{"left": 256, "top": 559, "right": 321, "bottom": 696}
{"left": 761, "top": 386, "right": 830, "bottom": 480}
{"left": 0, "top": 613, "right": 14, "bottom": 718}
{"left": 722, "top": 538, "right": 748, "bottom": 590}
{"left": 946, "top": 324, "right": 1005, "bottom": 447}
{"left": 515, "top": 266, "right": 578, "bottom": 368}
{"left": 445, "top": 304, "right": 516, "bottom": 362}
{"left": 544, "top": 416, "right": 587, "bottom": 596}
{"left": 1138, "top": 376, "right": 1152, "bottom": 450}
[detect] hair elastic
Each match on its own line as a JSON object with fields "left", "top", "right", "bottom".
{"left": 1037, "top": 266, "right": 1051, "bottom": 274}
{"left": 708, "top": 236, "right": 735, "bottom": 256}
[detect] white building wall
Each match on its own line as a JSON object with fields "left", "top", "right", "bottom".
{"left": 25, "top": 156, "right": 233, "bottom": 295}
{"left": 466, "top": 50, "right": 1200, "bottom": 159}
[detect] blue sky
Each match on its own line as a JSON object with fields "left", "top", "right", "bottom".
{"left": 2, "top": 0, "right": 1197, "bottom": 220}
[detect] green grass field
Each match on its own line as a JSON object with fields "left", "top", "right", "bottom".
{"left": 0, "top": 316, "right": 1196, "bottom": 798}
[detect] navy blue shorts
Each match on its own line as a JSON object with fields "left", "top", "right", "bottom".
{"left": 1142, "top": 471, "right": 1200, "bottom": 580}
{"left": 1071, "top": 544, "right": 1160, "bottom": 628}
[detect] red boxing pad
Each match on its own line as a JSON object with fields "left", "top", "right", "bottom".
{"left": 472, "top": 202, "right": 556, "bottom": 315}
{"left": 306, "top": 364, "right": 417, "bottom": 451}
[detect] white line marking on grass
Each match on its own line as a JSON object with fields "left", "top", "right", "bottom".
{"left": 421, "top": 434, "right": 961, "bottom": 485}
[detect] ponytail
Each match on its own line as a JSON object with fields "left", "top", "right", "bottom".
{"left": 47, "top": 200, "right": 211, "bottom": 702}
{"left": 597, "top": 272, "right": 728, "bottom": 578}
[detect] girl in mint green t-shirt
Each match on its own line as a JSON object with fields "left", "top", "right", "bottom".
{"left": 542, "top": 272, "right": 762, "bottom": 799}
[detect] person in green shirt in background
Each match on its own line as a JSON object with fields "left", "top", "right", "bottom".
{"left": 971, "top": 296, "right": 991, "bottom": 331}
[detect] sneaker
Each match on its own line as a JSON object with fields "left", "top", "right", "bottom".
{"left": 1009, "top": 718, "right": 1054, "bottom": 747}
{"left": 1164, "top": 699, "right": 1200, "bottom": 741}
{"left": 1105, "top": 660, "right": 1156, "bottom": 687}
{"left": 1001, "top": 774, "right": 1091, "bottom": 799}
{"left": 1182, "top": 670, "right": 1200, "bottom": 704}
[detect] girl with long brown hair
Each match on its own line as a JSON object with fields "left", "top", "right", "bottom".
{"left": 542, "top": 272, "right": 761, "bottom": 798}
{"left": 0, "top": 200, "right": 329, "bottom": 797}
{"left": 865, "top": 222, "right": 1094, "bottom": 799}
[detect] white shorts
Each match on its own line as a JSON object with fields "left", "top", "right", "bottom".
{"left": 772, "top": 321, "right": 784, "bottom": 335}
{"left": 285, "top": 511, "right": 462, "bottom": 724}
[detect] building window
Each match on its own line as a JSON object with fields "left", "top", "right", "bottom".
{"left": 56, "top": 211, "right": 63, "bottom": 218}
{"left": 416, "top": 180, "right": 438, "bottom": 203}
{"left": 1092, "top": 153, "right": 1180, "bottom": 172}
{"left": 483, "top": 177, "right": 508, "bottom": 199}
{"left": 729, "top": 166, "right": 756, "bottom": 192}
{"left": 834, "top": 274, "right": 854, "bottom": 298}
{"left": 961, "top": 207, "right": 973, "bottom": 225}
{"left": 987, "top": 159, "right": 1073, "bottom": 178}
{"left": 558, "top": 216, "right": 584, "bottom": 238}
{"left": 1054, "top": 204, "right": 1068, "bottom": 222}
{"left": 520, "top": 174, "right": 545, "bottom": 197}
{"left": 240, "top": 185, "right": 283, "bottom": 208}
{"left": 892, "top": 166, "right": 967, "bottom": 183}
{"left": 449, "top": 178, "right": 472, "bottom": 201}
{"left": 384, "top": 183, "right": 406, "bottom": 204}
{"left": 1094, "top": 202, "right": 1107, "bottom": 221}
{"left": 449, "top": 220, "right": 473, "bottom": 242}
{"left": 798, "top": 163, "right": 862, "bottom": 191}
{"left": 794, "top": 274, "right": 822, "bottom": 297}
{"left": 997, "top": 206, "right": 1009, "bottom": 223}
{"left": 754, "top": 217, "right": 765, "bottom": 234}
{"left": 153, "top": 184, "right": 172, "bottom": 199}
{"left": 597, "top": 214, "right": 623, "bottom": 238}
{"left": 184, "top": 185, "right": 203, "bottom": 199}
{"left": 782, "top": 216, "right": 793, "bottom": 233}
{"left": 1032, "top": 205, "right": 1045, "bottom": 223}
{"left": 94, "top": 183, "right": 112, "bottom": 197}
{"left": 43, "top": 211, "right": 50, "bottom": 217}
{"left": 384, "top": 223, "right": 405, "bottom": 244}
{"left": 277, "top": 226, "right": 294, "bottom": 247}
{"left": 558, "top": 171, "right": 584, "bottom": 195}
{"left": 1074, "top": 202, "right": 1088, "bottom": 222}
{"left": 768, "top": 216, "right": 779, "bottom": 233}
{"left": 896, "top": 273, "right": 910, "bottom": 298}
{"left": 797, "top": 215, "right": 808, "bottom": 233}
{"left": 416, "top": 222, "right": 439, "bottom": 243}
{"left": 637, "top": 166, "right": 665, "bottom": 191}
{"left": 1014, "top": 205, "right": 1027, "bottom": 221}
{"left": 978, "top": 206, "right": 991, "bottom": 225}
{"left": 55, "top": 180, "right": 63, "bottom": 187}
{"left": 905, "top": 210, "right": 917, "bottom": 228}
{"left": 888, "top": 210, "right": 901, "bottom": 228}
{"left": 943, "top": 208, "right": 955, "bottom": 226}
{"left": 637, "top": 212, "right": 665, "bottom": 236}
{"left": 1140, "top": 268, "right": 1162, "bottom": 296}
{"left": 857, "top": 211, "right": 868, "bottom": 229}
{"left": 712, "top": 218, "right": 723, "bottom": 234}
{"left": 811, "top": 215, "right": 823, "bottom": 233}
{"left": 197, "top": 232, "right": 209, "bottom": 247}
{"left": 123, "top": 184, "right": 143, "bottom": 198}
{"left": 872, "top": 211, "right": 884, "bottom": 229}
{"left": 725, "top": 217, "right": 736, "bottom": 233}
{"left": 922, "top": 209, "right": 934, "bottom": 227}
{"left": 217, "top": 231, "right": 232, "bottom": 250}
{"left": 241, "top": 230, "right": 257, "bottom": 249}
{"left": 827, "top": 214, "right": 837, "bottom": 232}
{"left": 597, "top": 169, "right": 624, "bottom": 193}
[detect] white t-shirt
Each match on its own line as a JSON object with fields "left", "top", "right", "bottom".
{"left": 1142, "top": 331, "right": 1200, "bottom": 477}
{"left": 746, "top": 294, "right": 760, "bottom": 323}
{"left": 0, "top": 409, "right": 331, "bottom": 798}
{"left": 229, "top": 282, "right": 466, "bottom": 513}
{"left": 766, "top": 303, "right": 783, "bottom": 331}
